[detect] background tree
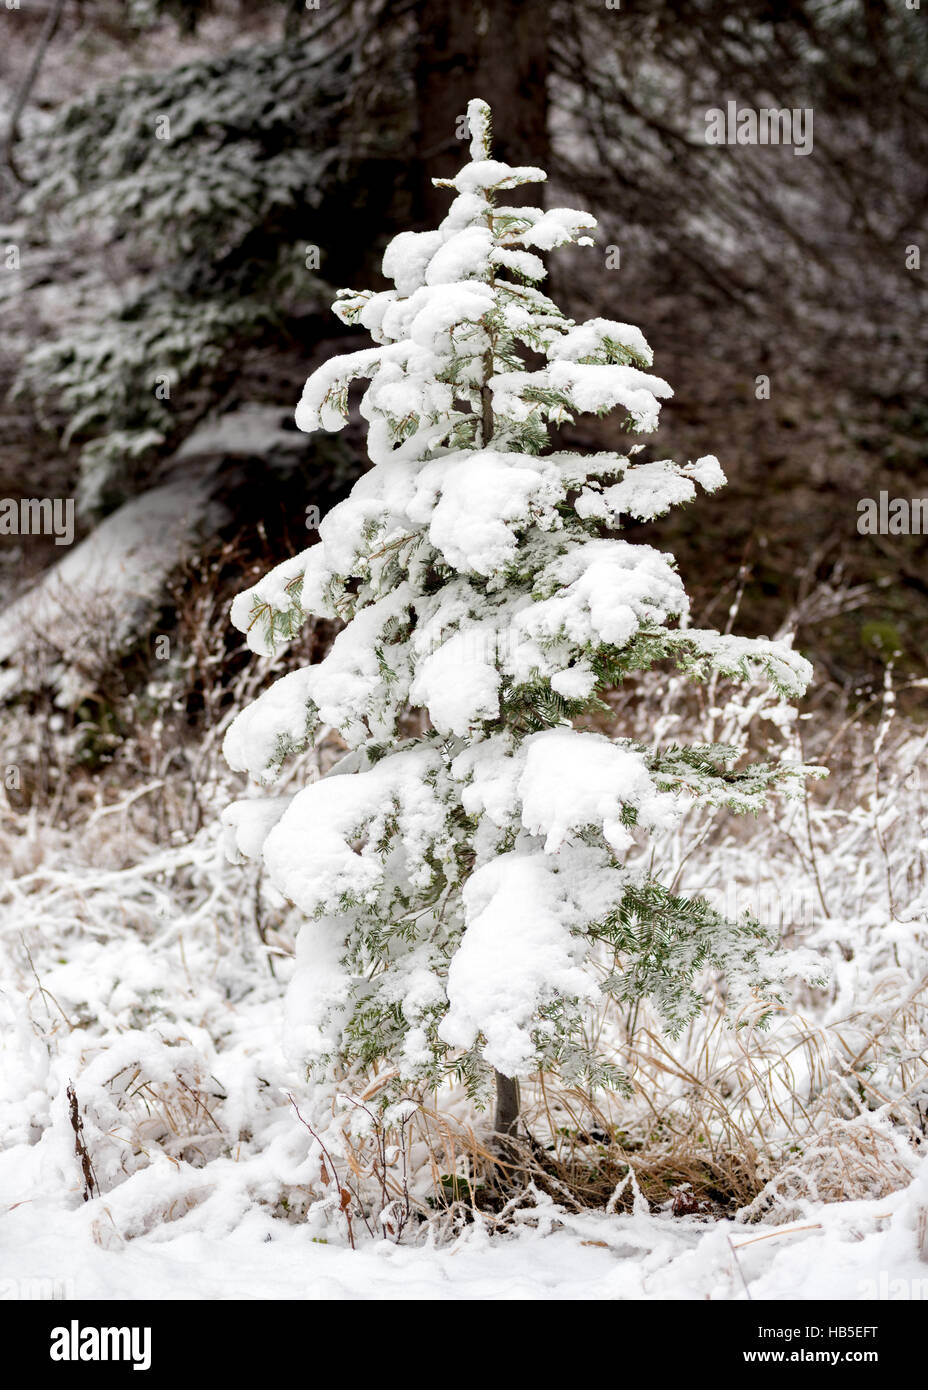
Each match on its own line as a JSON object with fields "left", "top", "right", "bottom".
{"left": 413, "top": 0, "right": 549, "bottom": 224}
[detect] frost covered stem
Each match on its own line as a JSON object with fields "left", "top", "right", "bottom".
{"left": 479, "top": 202, "right": 496, "bottom": 446}
{"left": 493, "top": 1069, "right": 520, "bottom": 1136}
{"left": 480, "top": 360, "right": 494, "bottom": 447}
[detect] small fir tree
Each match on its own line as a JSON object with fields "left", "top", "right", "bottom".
{"left": 223, "top": 100, "right": 818, "bottom": 1130}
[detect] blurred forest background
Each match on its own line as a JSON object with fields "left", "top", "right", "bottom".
{"left": 0, "top": 0, "right": 926, "bottom": 792}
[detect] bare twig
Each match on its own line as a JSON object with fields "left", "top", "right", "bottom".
{"left": 4, "top": 0, "right": 68, "bottom": 186}
{"left": 66, "top": 1081, "right": 98, "bottom": 1203}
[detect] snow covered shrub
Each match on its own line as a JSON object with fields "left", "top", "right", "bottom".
{"left": 222, "top": 100, "right": 820, "bottom": 1122}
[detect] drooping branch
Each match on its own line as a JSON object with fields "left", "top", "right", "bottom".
{"left": 3, "top": 0, "right": 68, "bottom": 187}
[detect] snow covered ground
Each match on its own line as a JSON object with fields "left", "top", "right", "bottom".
{"left": 2, "top": 1164, "right": 927, "bottom": 1301}
{"left": 1, "top": 694, "right": 925, "bottom": 1301}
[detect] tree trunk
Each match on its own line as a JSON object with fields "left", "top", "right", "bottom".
{"left": 413, "top": 0, "right": 550, "bottom": 226}
{"left": 493, "top": 1069, "right": 521, "bottom": 1136}
{"left": 414, "top": 0, "right": 543, "bottom": 1144}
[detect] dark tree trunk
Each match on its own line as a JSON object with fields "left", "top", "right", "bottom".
{"left": 413, "top": 0, "right": 550, "bottom": 226}
{"left": 493, "top": 1069, "right": 521, "bottom": 1136}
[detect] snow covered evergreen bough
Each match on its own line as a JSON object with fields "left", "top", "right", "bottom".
{"left": 222, "top": 100, "right": 818, "bottom": 1131}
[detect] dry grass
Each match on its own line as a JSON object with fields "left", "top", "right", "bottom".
{"left": 741, "top": 1114, "right": 921, "bottom": 1222}
{"left": 323, "top": 984, "right": 926, "bottom": 1236}
{"left": 1, "top": 558, "right": 925, "bottom": 1241}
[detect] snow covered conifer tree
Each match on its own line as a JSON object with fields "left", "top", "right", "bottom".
{"left": 222, "top": 100, "right": 817, "bottom": 1131}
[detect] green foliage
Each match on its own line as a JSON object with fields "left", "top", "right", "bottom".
{"left": 595, "top": 881, "right": 778, "bottom": 1036}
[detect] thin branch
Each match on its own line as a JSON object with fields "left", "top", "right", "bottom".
{"left": 4, "top": 0, "right": 68, "bottom": 187}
